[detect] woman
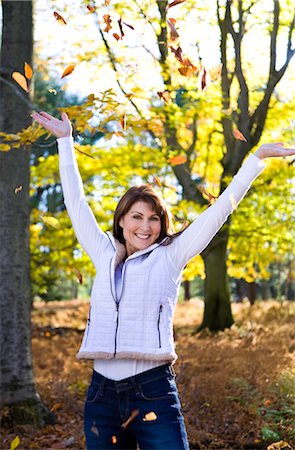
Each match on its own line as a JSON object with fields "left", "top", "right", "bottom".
{"left": 32, "top": 111, "right": 295, "bottom": 450}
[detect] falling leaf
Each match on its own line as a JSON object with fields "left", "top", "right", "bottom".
{"left": 50, "top": 402, "right": 63, "bottom": 412}
{"left": 143, "top": 411, "right": 157, "bottom": 421}
{"left": 111, "top": 436, "right": 117, "bottom": 444}
{"left": 91, "top": 422, "right": 99, "bottom": 436}
{"left": 120, "top": 114, "right": 126, "bottom": 131}
{"left": 73, "top": 267, "right": 83, "bottom": 285}
{"left": 123, "top": 22, "right": 134, "bottom": 30}
{"left": 198, "top": 186, "right": 217, "bottom": 204}
{"left": 48, "top": 88, "right": 57, "bottom": 95}
{"left": 153, "top": 177, "right": 162, "bottom": 187}
{"left": 178, "top": 66, "right": 196, "bottom": 78}
{"left": 14, "top": 186, "right": 23, "bottom": 194}
{"left": 103, "top": 14, "right": 112, "bottom": 32}
{"left": 61, "top": 65, "right": 76, "bottom": 79}
{"left": 209, "top": 64, "right": 222, "bottom": 82}
{"left": 167, "top": 18, "right": 179, "bottom": 41}
{"left": 86, "top": 5, "right": 96, "bottom": 13}
{"left": 167, "top": 0, "right": 186, "bottom": 9}
{"left": 201, "top": 67, "right": 207, "bottom": 90}
{"left": 53, "top": 11, "right": 67, "bottom": 25}
{"left": 118, "top": 18, "right": 124, "bottom": 39}
{"left": 9, "top": 436, "right": 20, "bottom": 450}
{"left": 24, "top": 62, "right": 33, "bottom": 80}
{"left": 42, "top": 216, "right": 61, "bottom": 229}
{"left": 233, "top": 128, "right": 247, "bottom": 142}
{"left": 105, "top": 0, "right": 111, "bottom": 5}
{"left": 121, "top": 409, "right": 139, "bottom": 429}
{"left": 12, "top": 72, "right": 29, "bottom": 92}
{"left": 157, "top": 91, "right": 171, "bottom": 104}
{"left": 125, "top": 93, "right": 134, "bottom": 99}
{"left": 170, "top": 46, "right": 184, "bottom": 64}
{"left": 169, "top": 154, "right": 187, "bottom": 166}
{"left": 113, "top": 33, "right": 120, "bottom": 41}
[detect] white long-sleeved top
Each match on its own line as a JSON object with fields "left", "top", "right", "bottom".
{"left": 57, "top": 137, "right": 266, "bottom": 380}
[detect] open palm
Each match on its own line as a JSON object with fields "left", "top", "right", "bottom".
{"left": 31, "top": 111, "right": 72, "bottom": 138}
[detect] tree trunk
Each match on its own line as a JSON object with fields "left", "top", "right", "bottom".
{"left": 0, "top": 0, "right": 52, "bottom": 428}
{"left": 198, "top": 226, "right": 233, "bottom": 331}
{"left": 247, "top": 281, "right": 257, "bottom": 305}
{"left": 183, "top": 280, "right": 191, "bottom": 301}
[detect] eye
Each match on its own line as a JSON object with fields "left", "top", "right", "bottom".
{"left": 132, "top": 214, "right": 142, "bottom": 220}
{"left": 151, "top": 216, "right": 160, "bottom": 221}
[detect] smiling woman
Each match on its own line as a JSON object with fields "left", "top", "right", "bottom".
{"left": 31, "top": 110, "right": 295, "bottom": 450}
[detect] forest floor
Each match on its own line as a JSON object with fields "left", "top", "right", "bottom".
{"left": 1, "top": 299, "right": 294, "bottom": 450}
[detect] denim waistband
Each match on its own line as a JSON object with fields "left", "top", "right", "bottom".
{"left": 90, "top": 363, "right": 175, "bottom": 394}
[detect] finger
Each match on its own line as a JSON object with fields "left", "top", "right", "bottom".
{"left": 61, "top": 112, "right": 69, "bottom": 121}
{"left": 39, "top": 111, "right": 55, "bottom": 120}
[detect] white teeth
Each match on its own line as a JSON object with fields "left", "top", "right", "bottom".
{"left": 135, "top": 233, "right": 150, "bottom": 239}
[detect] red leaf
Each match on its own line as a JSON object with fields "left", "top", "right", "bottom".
{"left": 233, "top": 128, "right": 247, "bottom": 142}
{"left": 167, "top": 0, "right": 186, "bottom": 9}
{"left": 120, "top": 114, "right": 126, "bottom": 131}
{"left": 53, "top": 11, "right": 67, "bottom": 25}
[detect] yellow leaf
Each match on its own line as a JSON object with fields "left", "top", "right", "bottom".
{"left": 24, "top": 62, "right": 33, "bottom": 80}
{"left": 0, "top": 143, "right": 11, "bottom": 152}
{"left": 12, "top": 72, "right": 29, "bottom": 92}
{"left": 42, "top": 216, "right": 61, "bottom": 229}
{"left": 10, "top": 436, "right": 20, "bottom": 450}
{"left": 61, "top": 65, "right": 76, "bottom": 79}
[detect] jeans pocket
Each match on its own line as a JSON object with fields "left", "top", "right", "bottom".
{"left": 139, "top": 376, "right": 176, "bottom": 401}
{"left": 86, "top": 382, "right": 103, "bottom": 403}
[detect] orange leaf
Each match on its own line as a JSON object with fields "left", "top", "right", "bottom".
{"left": 157, "top": 91, "right": 171, "bottom": 104}
{"left": 169, "top": 154, "right": 187, "bottom": 166}
{"left": 209, "top": 64, "right": 222, "bottom": 82}
{"left": 50, "top": 402, "right": 63, "bottom": 412}
{"left": 167, "top": 18, "right": 179, "bottom": 41}
{"left": 86, "top": 5, "right": 96, "bottom": 13}
{"left": 61, "top": 64, "right": 76, "bottom": 79}
{"left": 12, "top": 72, "right": 29, "bottom": 92}
{"left": 103, "top": 14, "right": 112, "bottom": 32}
{"left": 105, "top": 0, "right": 111, "bottom": 5}
{"left": 53, "top": 11, "right": 67, "bottom": 25}
{"left": 120, "top": 114, "right": 126, "bottom": 131}
{"left": 24, "top": 62, "right": 33, "bottom": 80}
{"left": 113, "top": 33, "right": 120, "bottom": 41}
{"left": 168, "top": 0, "right": 186, "bottom": 9}
{"left": 111, "top": 436, "right": 117, "bottom": 444}
{"left": 233, "top": 128, "right": 247, "bottom": 142}
{"left": 143, "top": 411, "right": 157, "bottom": 421}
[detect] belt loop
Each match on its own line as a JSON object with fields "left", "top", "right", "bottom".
{"left": 169, "top": 364, "right": 176, "bottom": 378}
{"left": 99, "top": 377, "right": 106, "bottom": 397}
{"left": 131, "top": 376, "right": 140, "bottom": 396}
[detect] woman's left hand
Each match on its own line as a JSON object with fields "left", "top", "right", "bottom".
{"left": 254, "top": 142, "right": 295, "bottom": 160}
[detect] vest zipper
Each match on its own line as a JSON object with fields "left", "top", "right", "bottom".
{"left": 85, "top": 306, "right": 91, "bottom": 345}
{"left": 158, "top": 304, "right": 163, "bottom": 348}
{"left": 114, "top": 302, "right": 119, "bottom": 356}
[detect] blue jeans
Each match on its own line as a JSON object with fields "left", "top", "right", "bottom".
{"left": 84, "top": 364, "right": 189, "bottom": 449}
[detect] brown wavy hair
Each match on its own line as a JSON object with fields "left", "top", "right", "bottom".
{"left": 113, "top": 185, "right": 176, "bottom": 245}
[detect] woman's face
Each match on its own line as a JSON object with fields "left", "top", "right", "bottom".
{"left": 119, "top": 201, "right": 161, "bottom": 256}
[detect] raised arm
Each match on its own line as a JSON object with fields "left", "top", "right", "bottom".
{"left": 167, "top": 142, "right": 295, "bottom": 271}
{"left": 31, "top": 112, "right": 109, "bottom": 265}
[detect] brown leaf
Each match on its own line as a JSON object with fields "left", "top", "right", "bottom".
{"left": 12, "top": 72, "right": 29, "bottom": 92}
{"left": 113, "top": 33, "right": 120, "bottom": 41}
{"left": 73, "top": 267, "right": 83, "bottom": 285}
{"left": 50, "top": 402, "right": 63, "bottom": 412}
{"left": 157, "top": 91, "right": 171, "bottom": 104}
{"left": 120, "top": 114, "right": 126, "bottom": 131}
{"left": 209, "top": 64, "right": 222, "bottom": 82}
{"left": 61, "top": 64, "right": 76, "bottom": 79}
{"left": 167, "top": 0, "right": 186, "bottom": 9}
{"left": 53, "top": 11, "right": 67, "bottom": 25}
{"left": 201, "top": 67, "right": 207, "bottom": 90}
{"left": 121, "top": 409, "right": 139, "bottom": 429}
{"left": 103, "top": 14, "right": 112, "bottom": 32}
{"left": 118, "top": 17, "right": 124, "bottom": 39}
{"left": 24, "top": 62, "right": 33, "bottom": 80}
{"left": 233, "top": 128, "right": 247, "bottom": 142}
{"left": 167, "top": 18, "right": 179, "bottom": 41}
{"left": 170, "top": 46, "right": 184, "bottom": 64}
{"left": 86, "top": 5, "right": 96, "bottom": 13}
{"left": 14, "top": 186, "right": 23, "bottom": 194}
{"left": 169, "top": 154, "right": 187, "bottom": 166}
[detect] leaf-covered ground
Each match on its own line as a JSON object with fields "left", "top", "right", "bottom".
{"left": 1, "top": 299, "right": 294, "bottom": 450}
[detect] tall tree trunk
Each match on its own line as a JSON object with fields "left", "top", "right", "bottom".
{"left": 0, "top": 0, "right": 52, "bottom": 427}
{"left": 199, "top": 226, "right": 233, "bottom": 331}
{"left": 183, "top": 280, "right": 191, "bottom": 301}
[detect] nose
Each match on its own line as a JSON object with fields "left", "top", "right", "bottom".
{"left": 140, "top": 220, "right": 151, "bottom": 231}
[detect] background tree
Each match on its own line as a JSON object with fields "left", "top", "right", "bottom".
{"left": 0, "top": 0, "right": 51, "bottom": 427}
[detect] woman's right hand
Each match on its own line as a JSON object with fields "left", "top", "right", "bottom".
{"left": 31, "top": 111, "right": 72, "bottom": 138}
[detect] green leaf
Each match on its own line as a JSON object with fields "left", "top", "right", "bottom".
{"left": 261, "top": 427, "right": 280, "bottom": 441}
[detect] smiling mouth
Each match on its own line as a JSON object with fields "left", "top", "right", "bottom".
{"left": 135, "top": 233, "right": 151, "bottom": 240}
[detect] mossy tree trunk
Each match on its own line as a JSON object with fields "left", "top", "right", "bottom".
{"left": 0, "top": 0, "right": 52, "bottom": 428}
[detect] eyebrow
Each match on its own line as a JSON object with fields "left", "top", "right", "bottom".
{"left": 131, "top": 210, "right": 159, "bottom": 217}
